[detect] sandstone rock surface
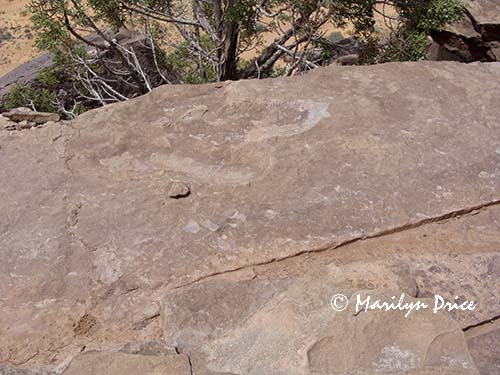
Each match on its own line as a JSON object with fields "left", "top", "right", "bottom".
{"left": 467, "top": 327, "right": 500, "bottom": 375}
{"left": 0, "top": 367, "right": 54, "bottom": 375}
{"left": 61, "top": 351, "right": 191, "bottom": 375}
{"left": 1, "top": 61, "right": 500, "bottom": 374}
{"left": 165, "top": 268, "right": 479, "bottom": 375}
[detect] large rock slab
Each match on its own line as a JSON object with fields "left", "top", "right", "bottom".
{"left": 162, "top": 250, "right": 500, "bottom": 374}
{"left": 1, "top": 61, "right": 500, "bottom": 368}
{"left": 167, "top": 265, "right": 478, "bottom": 375}
{"left": 162, "top": 252, "right": 500, "bottom": 358}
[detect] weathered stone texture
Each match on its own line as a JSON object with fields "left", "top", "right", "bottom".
{"left": 1, "top": 62, "right": 500, "bottom": 374}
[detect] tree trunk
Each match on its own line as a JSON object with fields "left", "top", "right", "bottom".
{"left": 221, "top": 19, "right": 239, "bottom": 80}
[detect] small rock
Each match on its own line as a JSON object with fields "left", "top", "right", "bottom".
{"left": 335, "top": 54, "right": 359, "bottom": 65}
{"left": 168, "top": 182, "right": 191, "bottom": 199}
{"left": 18, "top": 120, "right": 34, "bottom": 130}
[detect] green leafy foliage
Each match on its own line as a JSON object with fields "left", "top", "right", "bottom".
{"left": 4, "top": 84, "right": 57, "bottom": 113}
{"left": 3, "top": 64, "right": 87, "bottom": 118}
{"left": 391, "top": 0, "right": 463, "bottom": 61}
{"left": 167, "top": 36, "right": 217, "bottom": 84}
{"left": 25, "top": 0, "right": 464, "bottom": 116}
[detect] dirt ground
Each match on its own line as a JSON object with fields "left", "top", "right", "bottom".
{"left": 0, "top": 0, "right": 39, "bottom": 76}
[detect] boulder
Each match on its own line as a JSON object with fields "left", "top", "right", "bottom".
{"left": 1, "top": 61, "right": 500, "bottom": 372}
{"left": 334, "top": 53, "right": 360, "bottom": 65}
{"left": 322, "top": 37, "right": 365, "bottom": 64}
{"left": 430, "top": 0, "right": 500, "bottom": 61}
{"left": 285, "top": 37, "right": 365, "bottom": 69}
{"left": 2, "top": 107, "right": 60, "bottom": 124}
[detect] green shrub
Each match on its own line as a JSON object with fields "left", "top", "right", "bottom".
{"left": 167, "top": 36, "right": 217, "bottom": 84}
{"left": 4, "top": 84, "right": 57, "bottom": 113}
{"left": 36, "top": 67, "right": 59, "bottom": 87}
{"left": 384, "top": 0, "right": 464, "bottom": 62}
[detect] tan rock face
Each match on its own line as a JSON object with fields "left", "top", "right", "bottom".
{"left": 164, "top": 264, "right": 482, "bottom": 375}
{"left": 0, "top": 62, "right": 500, "bottom": 373}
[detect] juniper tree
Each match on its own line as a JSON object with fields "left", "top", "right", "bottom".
{"left": 25, "top": 0, "right": 463, "bottom": 112}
